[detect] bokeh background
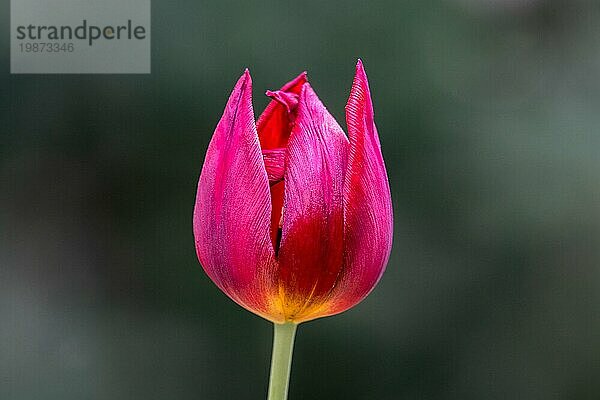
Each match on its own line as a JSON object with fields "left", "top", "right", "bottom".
{"left": 2, "top": 0, "right": 600, "bottom": 399}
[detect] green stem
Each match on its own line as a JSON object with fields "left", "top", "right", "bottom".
{"left": 267, "top": 322, "right": 298, "bottom": 400}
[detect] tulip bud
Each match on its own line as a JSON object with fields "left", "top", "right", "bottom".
{"left": 193, "top": 60, "right": 393, "bottom": 324}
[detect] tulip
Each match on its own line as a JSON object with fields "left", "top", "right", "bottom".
{"left": 193, "top": 60, "right": 392, "bottom": 399}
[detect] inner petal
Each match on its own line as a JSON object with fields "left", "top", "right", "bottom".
{"left": 256, "top": 72, "right": 306, "bottom": 150}
{"left": 269, "top": 180, "right": 285, "bottom": 253}
{"left": 262, "top": 148, "right": 286, "bottom": 184}
{"left": 257, "top": 73, "right": 307, "bottom": 253}
{"left": 262, "top": 147, "right": 286, "bottom": 251}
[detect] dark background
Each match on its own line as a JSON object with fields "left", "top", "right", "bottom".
{"left": 2, "top": 0, "right": 599, "bottom": 399}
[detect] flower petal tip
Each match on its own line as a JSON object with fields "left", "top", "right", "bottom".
{"left": 356, "top": 59, "right": 368, "bottom": 77}
{"left": 353, "top": 59, "right": 369, "bottom": 90}
{"left": 346, "top": 59, "right": 375, "bottom": 132}
{"left": 282, "top": 71, "right": 308, "bottom": 90}
{"left": 354, "top": 59, "right": 372, "bottom": 90}
{"left": 231, "top": 70, "right": 251, "bottom": 96}
{"left": 242, "top": 68, "right": 252, "bottom": 82}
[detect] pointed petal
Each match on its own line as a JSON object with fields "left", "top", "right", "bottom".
{"left": 324, "top": 60, "right": 393, "bottom": 318}
{"left": 256, "top": 72, "right": 307, "bottom": 149}
{"left": 276, "top": 83, "right": 349, "bottom": 321}
{"left": 193, "top": 70, "right": 282, "bottom": 322}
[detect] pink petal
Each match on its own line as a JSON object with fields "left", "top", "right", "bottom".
{"left": 193, "top": 70, "right": 281, "bottom": 321}
{"left": 325, "top": 60, "right": 394, "bottom": 317}
{"left": 276, "top": 83, "right": 349, "bottom": 321}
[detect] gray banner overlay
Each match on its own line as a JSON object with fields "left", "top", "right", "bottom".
{"left": 11, "top": 0, "right": 150, "bottom": 74}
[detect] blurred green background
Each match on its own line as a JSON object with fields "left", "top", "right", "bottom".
{"left": 2, "top": 0, "right": 600, "bottom": 399}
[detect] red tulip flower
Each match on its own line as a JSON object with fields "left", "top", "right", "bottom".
{"left": 193, "top": 60, "right": 392, "bottom": 399}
